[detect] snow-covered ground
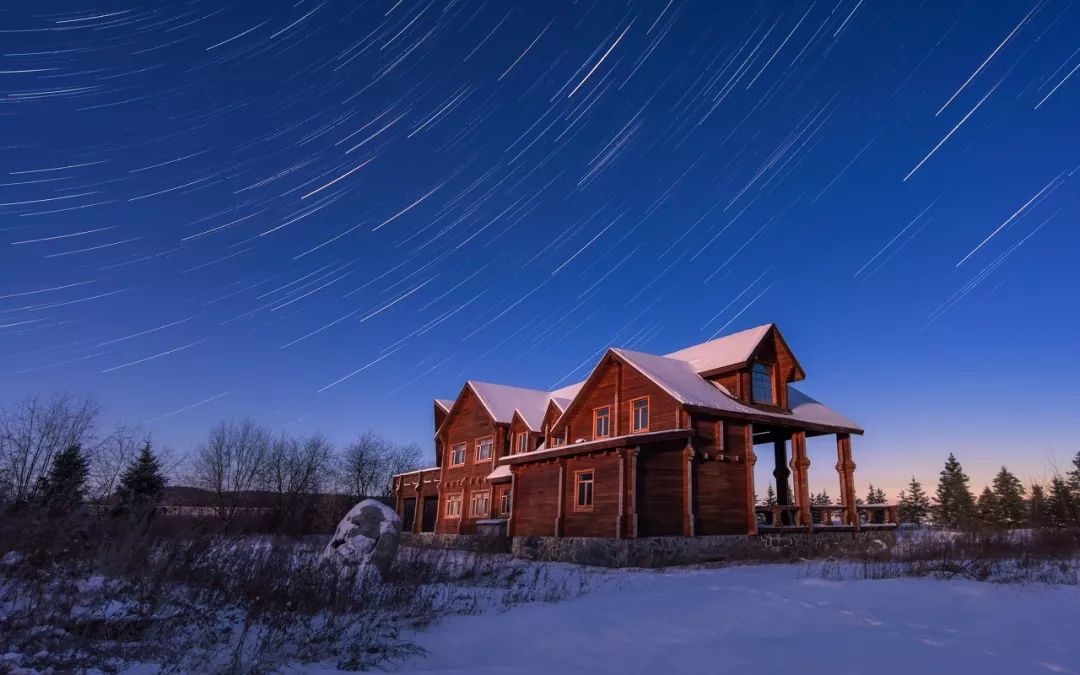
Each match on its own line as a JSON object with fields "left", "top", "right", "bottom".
{"left": 390, "top": 564, "right": 1080, "bottom": 675}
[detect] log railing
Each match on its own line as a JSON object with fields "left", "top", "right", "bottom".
{"left": 755, "top": 504, "right": 898, "bottom": 529}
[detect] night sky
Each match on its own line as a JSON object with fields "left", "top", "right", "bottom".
{"left": 2, "top": 1, "right": 1078, "bottom": 497}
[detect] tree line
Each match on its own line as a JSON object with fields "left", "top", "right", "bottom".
{"left": 0, "top": 392, "right": 424, "bottom": 531}
{"left": 892, "top": 451, "right": 1080, "bottom": 529}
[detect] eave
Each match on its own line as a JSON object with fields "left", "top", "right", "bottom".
{"left": 501, "top": 429, "right": 691, "bottom": 465}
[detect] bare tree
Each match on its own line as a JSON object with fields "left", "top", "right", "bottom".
{"left": 190, "top": 419, "right": 271, "bottom": 520}
{"left": 264, "top": 432, "right": 335, "bottom": 529}
{"left": 0, "top": 392, "right": 101, "bottom": 505}
{"left": 338, "top": 431, "right": 423, "bottom": 500}
{"left": 88, "top": 424, "right": 142, "bottom": 504}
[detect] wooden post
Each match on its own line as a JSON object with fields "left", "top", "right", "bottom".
{"left": 616, "top": 450, "right": 626, "bottom": 538}
{"left": 555, "top": 460, "right": 565, "bottom": 537}
{"left": 773, "top": 437, "right": 791, "bottom": 506}
{"left": 683, "top": 438, "right": 695, "bottom": 537}
{"left": 836, "top": 433, "right": 859, "bottom": 529}
{"left": 630, "top": 447, "right": 639, "bottom": 538}
{"left": 789, "top": 431, "right": 811, "bottom": 531}
{"left": 743, "top": 425, "right": 758, "bottom": 535}
{"left": 507, "top": 470, "right": 516, "bottom": 536}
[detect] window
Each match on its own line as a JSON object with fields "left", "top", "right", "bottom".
{"left": 476, "top": 437, "right": 493, "bottom": 461}
{"left": 631, "top": 397, "right": 649, "bottom": 432}
{"left": 450, "top": 442, "right": 466, "bottom": 466}
{"left": 574, "top": 470, "right": 594, "bottom": 511}
{"left": 516, "top": 432, "right": 528, "bottom": 453}
{"left": 593, "top": 407, "right": 610, "bottom": 438}
{"left": 445, "top": 494, "right": 463, "bottom": 518}
{"left": 752, "top": 362, "right": 774, "bottom": 404}
{"left": 551, "top": 436, "right": 564, "bottom": 447}
{"left": 470, "top": 490, "right": 490, "bottom": 517}
{"left": 499, "top": 488, "right": 512, "bottom": 516}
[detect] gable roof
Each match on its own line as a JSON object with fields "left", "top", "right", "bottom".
{"left": 435, "top": 323, "right": 858, "bottom": 439}
{"left": 434, "top": 398, "right": 454, "bottom": 412}
{"left": 663, "top": 323, "right": 773, "bottom": 373}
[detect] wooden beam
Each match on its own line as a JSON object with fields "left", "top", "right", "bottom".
{"left": 773, "top": 437, "right": 791, "bottom": 506}
{"left": 630, "top": 447, "right": 639, "bottom": 538}
{"left": 683, "top": 439, "right": 695, "bottom": 537}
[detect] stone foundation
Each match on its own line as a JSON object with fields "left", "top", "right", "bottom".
{"left": 403, "top": 530, "right": 898, "bottom": 567}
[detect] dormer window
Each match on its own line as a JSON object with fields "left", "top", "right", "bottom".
{"left": 594, "top": 407, "right": 610, "bottom": 438}
{"left": 752, "top": 362, "right": 775, "bottom": 405}
{"left": 516, "top": 432, "right": 528, "bottom": 453}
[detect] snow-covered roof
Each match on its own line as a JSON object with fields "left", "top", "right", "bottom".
{"left": 434, "top": 398, "right": 454, "bottom": 412}
{"left": 663, "top": 323, "right": 773, "bottom": 373}
{"left": 435, "top": 324, "right": 859, "bottom": 441}
{"left": 469, "top": 380, "right": 552, "bottom": 428}
{"left": 487, "top": 464, "right": 512, "bottom": 481}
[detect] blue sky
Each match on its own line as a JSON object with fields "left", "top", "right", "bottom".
{"left": 2, "top": 1, "right": 1078, "bottom": 499}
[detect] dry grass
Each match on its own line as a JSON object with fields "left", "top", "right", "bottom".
{"left": 807, "top": 526, "right": 1080, "bottom": 584}
{"left": 0, "top": 510, "right": 595, "bottom": 673}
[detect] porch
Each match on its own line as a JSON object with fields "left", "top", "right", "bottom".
{"left": 751, "top": 424, "right": 898, "bottom": 533}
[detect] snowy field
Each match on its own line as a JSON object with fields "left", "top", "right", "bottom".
{"left": 386, "top": 563, "right": 1080, "bottom": 675}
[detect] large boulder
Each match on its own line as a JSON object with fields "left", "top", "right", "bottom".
{"left": 323, "top": 499, "right": 402, "bottom": 579}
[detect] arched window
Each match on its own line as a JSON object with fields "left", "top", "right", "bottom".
{"left": 751, "top": 362, "right": 774, "bottom": 404}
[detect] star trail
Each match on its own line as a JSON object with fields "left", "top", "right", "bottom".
{"left": 1, "top": 0, "right": 1078, "bottom": 492}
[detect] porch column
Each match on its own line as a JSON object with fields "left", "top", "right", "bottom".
{"left": 555, "top": 459, "right": 566, "bottom": 537}
{"left": 630, "top": 447, "right": 640, "bottom": 538}
{"left": 789, "top": 431, "right": 811, "bottom": 531}
{"left": 836, "top": 433, "right": 859, "bottom": 529}
{"left": 683, "top": 439, "right": 695, "bottom": 537}
{"left": 772, "top": 437, "right": 791, "bottom": 506}
{"left": 743, "top": 425, "right": 758, "bottom": 536}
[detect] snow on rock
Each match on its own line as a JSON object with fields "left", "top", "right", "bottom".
{"left": 322, "top": 499, "right": 401, "bottom": 579}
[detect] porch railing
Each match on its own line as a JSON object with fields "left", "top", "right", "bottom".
{"left": 755, "top": 503, "right": 898, "bottom": 529}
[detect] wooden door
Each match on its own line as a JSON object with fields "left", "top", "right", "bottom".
{"left": 421, "top": 496, "right": 438, "bottom": 532}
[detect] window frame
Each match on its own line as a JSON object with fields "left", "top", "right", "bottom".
{"left": 516, "top": 431, "right": 528, "bottom": 454}
{"left": 498, "top": 486, "right": 512, "bottom": 517}
{"left": 449, "top": 442, "right": 466, "bottom": 467}
{"left": 475, "top": 436, "right": 494, "bottom": 462}
{"left": 630, "top": 396, "right": 650, "bottom": 432}
{"left": 751, "top": 361, "right": 776, "bottom": 405}
{"left": 444, "top": 493, "right": 463, "bottom": 519}
{"left": 593, "top": 406, "right": 611, "bottom": 439}
{"left": 470, "top": 489, "right": 490, "bottom": 518}
{"left": 573, "top": 469, "right": 595, "bottom": 512}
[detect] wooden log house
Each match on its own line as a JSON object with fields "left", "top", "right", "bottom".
{"left": 392, "top": 324, "right": 897, "bottom": 538}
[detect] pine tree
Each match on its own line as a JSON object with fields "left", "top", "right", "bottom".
{"left": 866, "top": 484, "right": 887, "bottom": 504}
{"left": 810, "top": 489, "right": 832, "bottom": 506}
{"left": 762, "top": 484, "right": 777, "bottom": 507}
{"left": 1028, "top": 483, "right": 1050, "bottom": 527}
{"left": 1047, "top": 475, "right": 1078, "bottom": 528}
{"left": 1068, "top": 450, "right": 1080, "bottom": 498}
{"left": 36, "top": 444, "right": 89, "bottom": 515}
{"left": 990, "top": 466, "right": 1026, "bottom": 527}
{"left": 935, "top": 454, "right": 975, "bottom": 528}
{"left": 897, "top": 476, "right": 931, "bottom": 525}
{"left": 115, "top": 441, "right": 167, "bottom": 513}
{"left": 976, "top": 486, "right": 998, "bottom": 525}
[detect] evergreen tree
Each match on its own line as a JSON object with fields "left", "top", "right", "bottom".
{"left": 897, "top": 476, "right": 931, "bottom": 525}
{"left": 866, "top": 484, "right": 887, "bottom": 504}
{"left": 115, "top": 441, "right": 167, "bottom": 512}
{"left": 935, "top": 453, "right": 975, "bottom": 528}
{"left": 1028, "top": 483, "right": 1050, "bottom": 527}
{"left": 1068, "top": 450, "right": 1080, "bottom": 497}
{"left": 36, "top": 444, "right": 89, "bottom": 515}
{"left": 1047, "top": 475, "right": 1078, "bottom": 528}
{"left": 762, "top": 483, "right": 777, "bottom": 507}
{"left": 810, "top": 489, "right": 832, "bottom": 506}
{"left": 990, "top": 466, "right": 1026, "bottom": 527}
{"left": 976, "top": 486, "right": 998, "bottom": 525}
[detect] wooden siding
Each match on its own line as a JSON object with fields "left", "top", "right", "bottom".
{"left": 393, "top": 469, "right": 441, "bottom": 533}
{"left": 510, "top": 462, "right": 560, "bottom": 536}
{"left": 561, "top": 451, "right": 622, "bottom": 538}
{"left": 691, "top": 415, "right": 753, "bottom": 535}
{"left": 554, "top": 354, "right": 680, "bottom": 444}
{"left": 436, "top": 386, "right": 501, "bottom": 534}
{"left": 635, "top": 440, "right": 687, "bottom": 536}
